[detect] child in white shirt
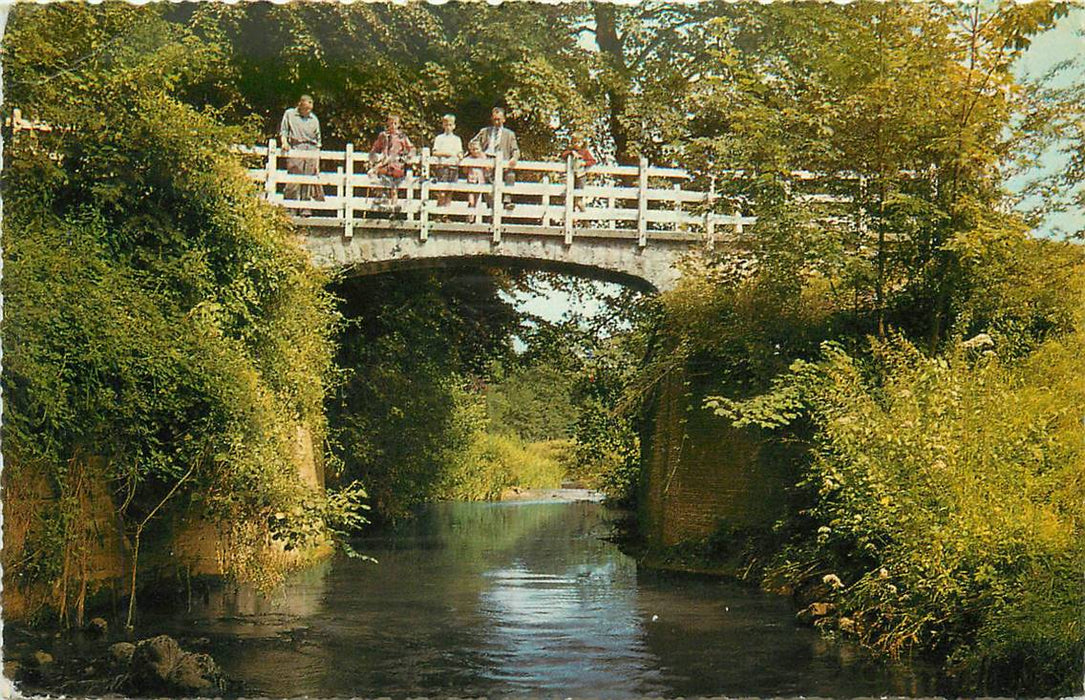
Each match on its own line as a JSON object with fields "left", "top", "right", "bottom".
{"left": 432, "top": 114, "right": 463, "bottom": 208}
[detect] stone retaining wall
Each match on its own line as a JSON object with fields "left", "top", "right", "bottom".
{"left": 639, "top": 365, "right": 793, "bottom": 548}
{"left": 1, "top": 422, "right": 324, "bottom": 622}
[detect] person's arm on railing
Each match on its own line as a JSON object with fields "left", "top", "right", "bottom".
{"left": 369, "top": 132, "right": 386, "bottom": 173}
{"left": 508, "top": 131, "right": 520, "bottom": 170}
{"left": 280, "top": 111, "right": 291, "bottom": 154}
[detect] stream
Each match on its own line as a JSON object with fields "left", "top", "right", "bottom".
{"left": 118, "top": 497, "right": 937, "bottom": 697}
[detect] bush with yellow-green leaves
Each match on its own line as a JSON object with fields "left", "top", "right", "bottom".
{"left": 711, "top": 331, "right": 1084, "bottom": 694}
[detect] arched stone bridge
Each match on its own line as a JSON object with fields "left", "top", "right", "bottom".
{"left": 234, "top": 140, "right": 861, "bottom": 552}
{"left": 240, "top": 141, "right": 757, "bottom": 291}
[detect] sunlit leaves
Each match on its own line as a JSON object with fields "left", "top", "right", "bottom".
{"left": 783, "top": 334, "right": 1083, "bottom": 691}
{"left": 3, "top": 4, "right": 349, "bottom": 591}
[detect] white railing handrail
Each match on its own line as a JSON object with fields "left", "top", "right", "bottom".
{"left": 231, "top": 143, "right": 692, "bottom": 179}
{"left": 231, "top": 143, "right": 929, "bottom": 185}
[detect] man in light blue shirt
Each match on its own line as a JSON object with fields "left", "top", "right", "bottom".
{"left": 279, "top": 95, "right": 324, "bottom": 215}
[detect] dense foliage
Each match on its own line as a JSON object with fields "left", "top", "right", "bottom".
{"left": 709, "top": 318, "right": 1084, "bottom": 693}
{"left": 485, "top": 362, "right": 577, "bottom": 443}
{"left": 327, "top": 269, "right": 535, "bottom": 519}
{"left": 3, "top": 4, "right": 360, "bottom": 615}
{"left": 565, "top": 335, "right": 642, "bottom": 505}
{"left": 631, "top": 3, "right": 1083, "bottom": 692}
{"left": 175, "top": 2, "right": 602, "bottom": 156}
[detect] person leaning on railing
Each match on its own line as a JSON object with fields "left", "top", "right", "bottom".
{"left": 369, "top": 113, "right": 416, "bottom": 210}
{"left": 469, "top": 106, "right": 519, "bottom": 211}
{"left": 279, "top": 94, "right": 325, "bottom": 217}
{"left": 464, "top": 140, "right": 487, "bottom": 211}
{"left": 560, "top": 133, "right": 597, "bottom": 212}
{"left": 432, "top": 114, "right": 464, "bottom": 209}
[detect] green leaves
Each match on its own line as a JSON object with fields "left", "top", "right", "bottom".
{"left": 487, "top": 363, "right": 577, "bottom": 443}
{"left": 705, "top": 356, "right": 822, "bottom": 429}
{"left": 3, "top": 4, "right": 347, "bottom": 594}
{"left": 326, "top": 269, "right": 525, "bottom": 520}
{"left": 761, "top": 333, "right": 1085, "bottom": 692}
{"left": 181, "top": 2, "right": 599, "bottom": 158}
{"left": 270, "top": 481, "right": 371, "bottom": 555}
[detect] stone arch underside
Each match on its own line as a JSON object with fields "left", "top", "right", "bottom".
{"left": 300, "top": 228, "right": 694, "bottom": 292}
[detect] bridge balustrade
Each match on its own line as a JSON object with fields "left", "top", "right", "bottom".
{"left": 235, "top": 140, "right": 757, "bottom": 248}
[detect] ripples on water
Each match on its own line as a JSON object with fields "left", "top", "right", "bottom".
{"left": 138, "top": 499, "right": 932, "bottom": 697}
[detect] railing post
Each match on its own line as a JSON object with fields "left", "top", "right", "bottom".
{"left": 265, "top": 138, "right": 278, "bottom": 201}
{"left": 343, "top": 142, "right": 354, "bottom": 240}
{"left": 733, "top": 210, "right": 743, "bottom": 238}
{"left": 705, "top": 175, "right": 716, "bottom": 250}
{"left": 541, "top": 174, "right": 551, "bottom": 226}
{"left": 492, "top": 154, "right": 503, "bottom": 244}
{"left": 420, "top": 147, "right": 431, "bottom": 241}
{"left": 336, "top": 165, "right": 344, "bottom": 221}
{"left": 637, "top": 155, "right": 648, "bottom": 247}
{"left": 405, "top": 157, "right": 415, "bottom": 223}
{"left": 564, "top": 154, "right": 575, "bottom": 245}
{"left": 674, "top": 182, "right": 683, "bottom": 230}
{"left": 474, "top": 158, "right": 484, "bottom": 224}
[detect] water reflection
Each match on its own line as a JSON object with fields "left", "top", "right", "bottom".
{"left": 140, "top": 499, "right": 932, "bottom": 697}
{"left": 474, "top": 503, "right": 663, "bottom": 697}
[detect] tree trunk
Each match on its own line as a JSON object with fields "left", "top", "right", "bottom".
{"left": 594, "top": 3, "right": 633, "bottom": 165}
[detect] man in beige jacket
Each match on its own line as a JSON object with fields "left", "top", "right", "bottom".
{"left": 469, "top": 107, "right": 520, "bottom": 210}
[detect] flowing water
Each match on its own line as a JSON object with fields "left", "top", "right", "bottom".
{"left": 130, "top": 498, "right": 934, "bottom": 697}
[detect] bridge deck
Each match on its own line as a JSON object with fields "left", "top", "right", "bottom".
{"left": 237, "top": 141, "right": 755, "bottom": 247}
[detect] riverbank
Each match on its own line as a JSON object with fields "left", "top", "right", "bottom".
{"left": 3, "top": 626, "right": 237, "bottom": 698}
{"left": 634, "top": 540, "right": 856, "bottom": 644}
{"left": 627, "top": 516, "right": 1084, "bottom": 698}
{"left": 498, "top": 486, "right": 605, "bottom": 502}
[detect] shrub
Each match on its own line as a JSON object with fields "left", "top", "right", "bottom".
{"left": 711, "top": 333, "right": 1085, "bottom": 694}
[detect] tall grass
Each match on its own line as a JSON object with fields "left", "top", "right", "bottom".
{"left": 436, "top": 433, "right": 568, "bottom": 501}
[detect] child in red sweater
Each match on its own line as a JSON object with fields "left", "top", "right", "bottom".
{"left": 560, "top": 134, "right": 597, "bottom": 211}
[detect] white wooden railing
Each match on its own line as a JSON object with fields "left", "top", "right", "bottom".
{"left": 235, "top": 140, "right": 756, "bottom": 248}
